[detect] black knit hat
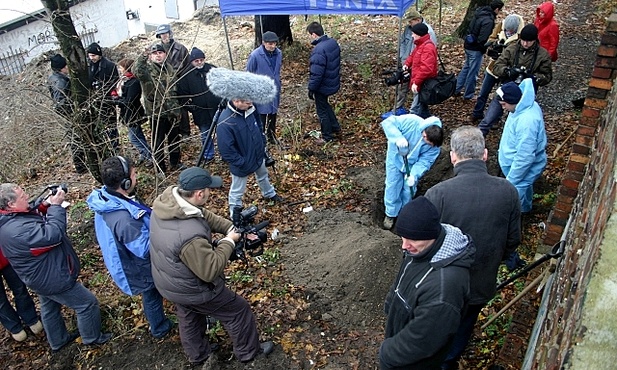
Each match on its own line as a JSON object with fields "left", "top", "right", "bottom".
{"left": 178, "top": 167, "right": 223, "bottom": 190}
{"left": 86, "top": 42, "right": 102, "bottom": 56}
{"left": 395, "top": 196, "right": 442, "bottom": 240}
{"left": 490, "top": 0, "right": 505, "bottom": 10}
{"left": 411, "top": 23, "right": 428, "bottom": 37}
{"left": 519, "top": 24, "right": 539, "bottom": 41}
{"left": 190, "top": 47, "right": 205, "bottom": 61}
{"left": 50, "top": 54, "right": 67, "bottom": 70}
{"left": 150, "top": 44, "right": 166, "bottom": 53}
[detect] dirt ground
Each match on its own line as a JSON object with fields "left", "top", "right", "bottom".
{"left": 0, "top": 1, "right": 605, "bottom": 369}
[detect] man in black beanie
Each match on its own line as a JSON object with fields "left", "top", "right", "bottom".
{"left": 48, "top": 54, "right": 87, "bottom": 174}
{"left": 380, "top": 196, "right": 475, "bottom": 370}
{"left": 177, "top": 47, "right": 221, "bottom": 162}
{"left": 477, "top": 23, "right": 553, "bottom": 137}
{"left": 86, "top": 42, "right": 120, "bottom": 152}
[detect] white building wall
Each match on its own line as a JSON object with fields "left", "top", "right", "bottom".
{"left": 123, "top": 0, "right": 219, "bottom": 37}
{"left": 0, "top": 0, "right": 128, "bottom": 66}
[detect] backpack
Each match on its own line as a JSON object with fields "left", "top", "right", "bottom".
{"left": 419, "top": 55, "right": 456, "bottom": 105}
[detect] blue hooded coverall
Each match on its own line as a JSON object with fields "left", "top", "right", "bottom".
{"left": 382, "top": 115, "right": 442, "bottom": 218}
{"left": 498, "top": 78, "right": 547, "bottom": 213}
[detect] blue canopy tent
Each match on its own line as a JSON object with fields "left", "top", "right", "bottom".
{"left": 217, "top": 0, "right": 417, "bottom": 69}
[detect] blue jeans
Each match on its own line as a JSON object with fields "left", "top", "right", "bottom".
{"left": 409, "top": 92, "right": 431, "bottom": 119}
{"left": 128, "top": 125, "right": 152, "bottom": 160}
{"left": 441, "top": 304, "right": 484, "bottom": 369}
{"left": 141, "top": 288, "right": 173, "bottom": 338}
{"left": 39, "top": 282, "right": 106, "bottom": 350}
{"left": 0, "top": 265, "right": 38, "bottom": 334}
{"left": 228, "top": 160, "right": 276, "bottom": 217}
{"left": 456, "top": 49, "right": 483, "bottom": 99}
{"left": 314, "top": 92, "right": 340, "bottom": 141}
{"left": 197, "top": 122, "right": 215, "bottom": 160}
{"left": 472, "top": 72, "right": 499, "bottom": 119}
{"left": 478, "top": 95, "right": 505, "bottom": 136}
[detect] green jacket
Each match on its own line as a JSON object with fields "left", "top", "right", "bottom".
{"left": 134, "top": 54, "right": 181, "bottom": 121}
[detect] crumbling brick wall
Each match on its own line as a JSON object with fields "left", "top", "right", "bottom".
{"left": 530, "top": 12, "right": 617, "bottom": 370}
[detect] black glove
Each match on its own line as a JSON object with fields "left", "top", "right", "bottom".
{"left": 504, "top": 251, "right": 526, "bottom": 271}
{"left": 503, "top": 67, "right": 515, "bottom": 80}
{"left": 308, "top": 90, "right": 315, "bottom": 100}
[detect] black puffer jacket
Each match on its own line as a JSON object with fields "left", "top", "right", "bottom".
{"left": 464, "top": 6, "right": 497, "bottom": 53}
{"left": 380, "top": 225, "right": 475, "bottom": 370}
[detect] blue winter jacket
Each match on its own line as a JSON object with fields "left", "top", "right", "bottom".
{"left": 498, "top": 78, "right": 547, "bottom": 191}
{"left": 217, "top": 103, "right": 267, "bottom": 177}
{"left": 246, "top": 45, "right": 282, "bottom": 115}
{"left": 382, "top": 114, "right": 442, "bottom": 180}
{"left": 86, "top": 187, "right": 155, "bottom": 296}
{"left": 308, "top": 35, "right": 341, "bottom": 96}
{"left": 0, "top": 206, "right": 80, "bottom": 296}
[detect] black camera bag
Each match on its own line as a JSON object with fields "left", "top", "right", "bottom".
{"left": 419, "top": 55, "right": 456, "bottom": 106}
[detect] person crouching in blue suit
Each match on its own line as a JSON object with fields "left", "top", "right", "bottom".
{"left": 381, "top": 115, "right": 444, "bottom": 230}
{"left": 497, "top": 79, "right": 547, "bottom": 213}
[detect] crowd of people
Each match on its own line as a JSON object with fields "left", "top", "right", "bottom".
{"left": 2, "top": 2, "right": 562, "bottom": 369}
{"left": 379, "top": 1, "right": 557, "bottom": 369}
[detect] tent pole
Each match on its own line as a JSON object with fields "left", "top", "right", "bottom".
{"left": 222, "top": 16, "right": 235, "bottom": 70}
{"left": 392, "top": 15, "right": 404, "bottom": 114}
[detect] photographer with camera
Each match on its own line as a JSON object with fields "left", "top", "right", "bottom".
{"left": 381, "top": 10, "right": 436, "bottom": 119}
{"left": 477, "top": 24, "right": 552, "bottom": 137}
{"left": 0, "top": 183, "right": 111, "bottom": 352}
{"left": 149, "top": 167, "right": 274, "bottom": 367}
{"left": 470, "top": 14, "right": 524, "bottom": 123}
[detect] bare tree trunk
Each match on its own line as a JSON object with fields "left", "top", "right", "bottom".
{"left": 41, "top": 0, "right": 112, "bottom": 183}
{"left": 455, "top": 0, "right": 491, "bottom": 38}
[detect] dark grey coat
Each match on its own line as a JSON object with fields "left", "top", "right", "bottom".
{"left": 424, "top": 159, "right": 521, "bottom": 305}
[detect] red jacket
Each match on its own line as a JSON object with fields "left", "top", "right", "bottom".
{"left": 404, "top": 34, "right": 438, "bottom": 90}
{"left": 535, "top": 2, "right": 560, "bottom": 62}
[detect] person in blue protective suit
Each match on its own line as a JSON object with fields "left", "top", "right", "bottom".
{"left": 497, "top": 79, "right": 547, "bottom": 213}
{"left": 381, "top": 115, "right": 444, "bottom": 230}
{"left": 87, "top": 156, "right": 173, "bottom": 339}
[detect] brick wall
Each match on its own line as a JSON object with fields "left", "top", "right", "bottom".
{"left": 530, "top": 12, "right": 617, "bottom": 369}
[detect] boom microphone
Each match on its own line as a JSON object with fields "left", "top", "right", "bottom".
{"left": 206, "top": 67, "right": 277, "bottom": 104}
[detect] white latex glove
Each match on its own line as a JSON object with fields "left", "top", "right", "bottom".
{"left": 405, "top": 175, "right": 416, "bottom": 187}
{"left": 411, "top": 83, "right": 418, "bottom": 94}
{"left": 402, "top": 64, "right": 409, "bottom": 71}
{"left": 395, "top": 138, "right": 408, "bottom": 150}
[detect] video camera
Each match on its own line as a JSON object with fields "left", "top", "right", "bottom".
{"left": 231, "top": 205, "right": 269, "bottom": 262}
{"left": 29, "top": 184, "right": 68, "bottom": 210}
{"left": 383, "top": 69, "right": 411, "bottom": 87}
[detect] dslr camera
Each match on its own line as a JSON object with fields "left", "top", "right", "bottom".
{"left": 231, "top": 205, "right": 269, "bottom": 261}
{"left": 383, "top": 69, "right": 411, "bottom": 87}
{"left": 505, "top": 66, "right": 530, "bottom": 84}
{"left": 29, "top": 184, "right": 68, "bottom": 210}
{"left": 486, "top": 39, "right": 506, "bottom": 60}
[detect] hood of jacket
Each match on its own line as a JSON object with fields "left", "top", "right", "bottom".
{"left": 407, "top": 224, "right": 475, "bottom": 273}
{"left": 152, "top": 186, "right": 204, "bottom": 221}
{"left": 86, "top": 187, "right": 147, "bottom": 220}
{"left": 536, "top": 2, "right": 555, "bottom": 25}
{"left": 511, "top": 78, "right": 537, "bottom": 116}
